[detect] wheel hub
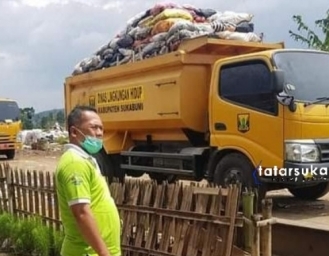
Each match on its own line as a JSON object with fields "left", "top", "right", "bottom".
{"left": 224, "top": 169, "right": 242, "bottom": 185}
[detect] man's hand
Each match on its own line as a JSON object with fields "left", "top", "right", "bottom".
{"left": 70, "top": 203, "right": 111, "bottom": 256}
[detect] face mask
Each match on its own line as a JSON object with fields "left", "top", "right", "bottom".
{"left": 75, "top": 128, "right": 103, "bottom": 154}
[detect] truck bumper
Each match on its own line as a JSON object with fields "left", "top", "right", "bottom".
{"left": 0, "top": 142, "right": 21, "bottom": 151}
{"left": 258, "top": 161, "right": 329, "bottom": 185}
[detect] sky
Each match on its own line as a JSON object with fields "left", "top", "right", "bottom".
{"left": 0, "top": 0, "right": 327, "bottom": 113}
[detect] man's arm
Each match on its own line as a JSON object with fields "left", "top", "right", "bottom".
{"left": 70, "top": 203, "right": 111, "bottom": 256}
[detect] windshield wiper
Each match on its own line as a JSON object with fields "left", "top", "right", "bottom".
{"left": 304, "top": 97, "right": 329, "bottom": 107}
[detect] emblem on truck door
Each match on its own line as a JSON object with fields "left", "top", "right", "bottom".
{"left": 237, "top": 113, "right": 250, "bottom": 133}
{"left": 89, "top": 95, "right": 96, "bottom": 107}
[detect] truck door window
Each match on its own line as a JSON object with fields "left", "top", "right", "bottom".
{"left": 219, "top": 60, "right": 277, "bottom": 115}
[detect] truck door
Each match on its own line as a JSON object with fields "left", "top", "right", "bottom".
{"left": 210, "top": 57, "right": 284, "bottom": 169}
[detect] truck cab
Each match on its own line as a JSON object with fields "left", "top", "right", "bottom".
{"left": 210, "top": 48, "right": 329, "bottom": 199}
{"left": 0, "top": 98, "right": 23, "bottom": 160}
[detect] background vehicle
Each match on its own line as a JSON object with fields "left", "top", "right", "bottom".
{"left": 0, "top": 98, "right": 23, "bottom": 160}
{"left": 64, "top": 36, "right": 329, "bottom": 200}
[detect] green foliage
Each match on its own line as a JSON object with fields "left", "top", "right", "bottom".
{"left": 50, "top": 229, "right": 65, "bottom": 256}
{"left": 56, "top": 111, "right": 65, "bottom": 126}
{"left": 41, "top": 116, "right": 49, "bottom": 129}
{"left": 20, "top": 107, "right": 35, "bottom": 130}
{"left": 18, "top": 108, "right": 66, "bottom": 130}
{"left": 289, "top": 9, "right": 329, "bottom": 51}
{"left": 0, "top": 212, "right": 16, "bottom": 250}
{"left": 11, "top": 217, "right": 51, "bottom": 256}
{"left": 34, "top": 109, "right": 65, "bottom": 129}
{"left": 0, "top": 212, "right": 64, "bottom": 256}
{"left": 55, "top": 136, "right": 69, "bottom": 145}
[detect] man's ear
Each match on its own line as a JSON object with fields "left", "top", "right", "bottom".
{"left": 70, "top": 126, "right": 77, "bottom": 138}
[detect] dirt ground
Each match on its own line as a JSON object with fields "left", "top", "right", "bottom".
{"left": 1, "top": 149, "right": 329, "bottom": 231}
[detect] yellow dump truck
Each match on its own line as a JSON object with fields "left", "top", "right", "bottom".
{"left": 0, "top": 98, "right": 23, "bottom": 159}
{"left": 64, "top": 36, "right": 329, "bottom": 200}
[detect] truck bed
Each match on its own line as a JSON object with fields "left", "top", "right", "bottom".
{"left": 65, "top": 36, "right": 284, "bottom": 152}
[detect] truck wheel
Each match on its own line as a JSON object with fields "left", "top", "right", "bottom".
{"left": 214, "top": 153, "right": 255, "bottom": 189}
{"left": 214, "top": 153, "right": 266, "bottom": 211}
{"left": 6, "top": 150, "right": 15, "bottom": 160}
{"left": 288, "top": 182, "right": 329, "bottom": 200}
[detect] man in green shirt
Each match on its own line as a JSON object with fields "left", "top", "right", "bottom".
{"left": 55, "top": 105, "right": 121, "bottom": 256}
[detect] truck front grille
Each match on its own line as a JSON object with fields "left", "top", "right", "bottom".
{"left": 315, "top": 139, "right": 329, "bottom": 162}
{"left": 0, "top": 134, "right": 15, "bottom": 144}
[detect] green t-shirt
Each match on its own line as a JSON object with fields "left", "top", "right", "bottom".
{"left": 55, "top": 144, "right": 121, "bottom": 256}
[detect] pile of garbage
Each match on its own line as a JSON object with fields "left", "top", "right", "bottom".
{"left": 18, "top": 122, "right": 68, "bottom": 151}
{"left": 72, "top": 2, "right": 262, "bottom": 76}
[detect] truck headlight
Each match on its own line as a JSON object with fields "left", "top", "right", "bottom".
{"left": 16, "top": 132, "right": 22, "bottom": 143}
{"left": 285, "top": 140, "right": 319, "bottom": 162}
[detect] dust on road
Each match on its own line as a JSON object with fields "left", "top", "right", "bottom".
{"left": 2, "top": 149, "right": 329, "bottom": 230}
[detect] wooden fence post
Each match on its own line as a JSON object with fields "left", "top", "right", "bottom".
{"left": 242, "top": 190, "right": 254, "bottom": 252}
{"left": 5, "top": 165, "right": 14, "bottom": 214}
{"left": 261, "top": 198, "right": 273, "bottom": 256}
{"left": 251, "top": 214, "right": 262, "bottom": 256}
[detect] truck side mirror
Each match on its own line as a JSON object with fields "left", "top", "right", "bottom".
{"left": 272, "top": 70, "right": 284, "bottom": 93}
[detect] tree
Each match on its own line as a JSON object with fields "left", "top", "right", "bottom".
{"left": 289, "top": 9, "right": 329, "bottom": 51}
{"left": 48, "top": 112, "right": 54, "bottom": 123}
{"left": 20, "top": 107, "right": 35, "bottom": 130}
{"left": 56, "top": 110, "right": 65, "bottom": 126}
{"left": 40, "top": 116, "right": 48, "bottom": 129}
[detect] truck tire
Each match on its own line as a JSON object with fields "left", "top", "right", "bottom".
{"left": 214, "top": 153, "right": 255, "bottom": 189}
{"left": 288, "top": 182, "right": 329, "bottom": 200}
{"left": 213, "top": 152, "right": 266, "bottom": 211}
{"left": 6, "top": 150, "right": 15, "bottom": 160}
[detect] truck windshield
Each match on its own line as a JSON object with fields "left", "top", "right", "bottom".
{"left": 0, "top": 101, "right": 20, "bottom": 121}
{"left": 273, "top": 51, "right": 329, "bottom": 102}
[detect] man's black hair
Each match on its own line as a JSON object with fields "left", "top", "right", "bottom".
{"left": 67, "top": 105, "right": 97, "bottom": 134}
